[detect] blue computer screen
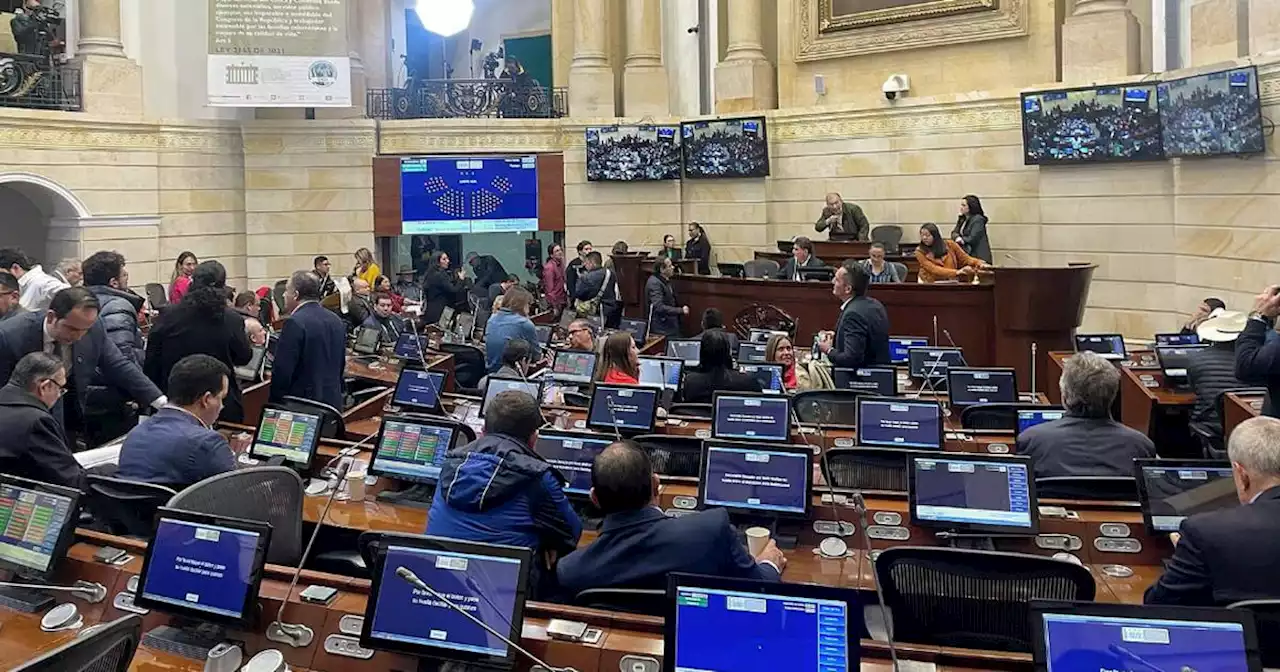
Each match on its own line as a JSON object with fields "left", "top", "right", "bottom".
{"left": 1156, "top": 332, "right": 1200, "bottom": 346}
{"left": 369, "top": 545, "right": 523, "bottom": 659}
{"left": 535, "top": 431, "right": 612, "bottom": 495}
{"left": 1017, "top": 408, "right": 1065, "bottom": 434}
{"left": 913, "top": 457, "right": 1033, "bottom": 530}
{"left": 739, "top": 364, "right": 784, "bottom": 394}
{"left": 400, "top": 156, "right": 539, "bottom": 235}
{"left": 702, "top": 445, "right": 809, "bottom": 515}
{"left": 1041, "top": 612, "right": 1250, "bottom": 672}
{"left": 139, "top": 517, "right": 262, "bottom": 620}
{"left": 889, "top": 337, "right": 929, "bottom": 364}
{"left": 638, "top": 357, "right": 682, "bottom": 390}
{"left": 737, "top": 342, "right": 768, "bottom": 364}
{"left": 713, "top": 395, "right": 790, "bottom": 442}
{"left": 673, "top": 585, "right": 853, "bottom": 671}
{"left": 588, "top": 385, "right": 658, "bottom": 432}
{"left": 394, "top": 332, "right": 425, "bottom": 359}
{"left": 1075, "top": 334, "right": 1126, "bottom": 358}
{"left": 857, "top": 399, "right": 942, "bottom": 449}
{"left": 394, "top": 369, "right": 446, "bottom": 410}
{"left": 373, "top": 420, "right": 455, "bottom": 483}
{"left": 833, "top": 368, "right": 896, "bottom": 396}
{"left": 947, "top": 368, "right": 1017, "bottom": 406}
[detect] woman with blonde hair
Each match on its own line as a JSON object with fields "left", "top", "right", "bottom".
{"left": 168, "top": 251, "right": 198, "bottom": 304}
{"left": 354, "top": 247, "right": 381, "bottom": 287}
{"left": 766, "top": 333, "right": 812, "bottom": 391}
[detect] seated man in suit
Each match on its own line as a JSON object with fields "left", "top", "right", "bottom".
{"left": 362, "top": 292, "right": 406, "bottom": 344}
{"left": 776, "top": 236, "right": 825, "bottom": 281}
{"left": 0, "top": 352, "right": 84, "bottom": 490}
{"left": 818, "top": 260, "right": 890, "bottom": 369}
{"left": 1146, "top": 416, "right": 1280, "bottom": 606}
{"left": 345, "top": 278, "right": 373, "bottom": 331}
{"left": 558, "top": 441, "right": 784, "bottom": 598}
{"left": 270, "top": 271, "right": 347, "bottom": 411}
{"left": 1018, "top": 351, "right": 1155, "bottom": 478}
{"left": 118, "top": 354, "right": 235, "bottom": 490}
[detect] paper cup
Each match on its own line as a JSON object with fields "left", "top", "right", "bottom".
{"left": 745, "top": 527, "right": 771, "bottom": 557}
{"left": 346, "top": 471, "right": 367, "bottom": 501}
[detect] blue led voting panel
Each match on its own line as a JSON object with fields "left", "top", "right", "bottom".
{"left": 400, "top": 156, "right": 538, "bottom": 235}
{"left": 700, "top": 443, "right": 811, "bottom": 517}
{"left": 739, "top": 363, "right": 784, "bottom": 394}
{"left": 551, "top": 350, "right": 597, "bottom": 384}
{"left": 637, "top": 356, "right": 682, "bottom": 390}
{"left": 535, "top": 430, "right": 612, "bottom": 496}
{"left": 910, "top": 455, "right": 1037, "bottom": 534}
{"left": 1136, "top": 458, "right": 1238, "bottom": 534}
{"left": 481, "top": 378, "right": 542, "bottom": 418}
{"left": 587, "top": 384, "right": 659, "bottom": 433}
{"left": 251, "top": 406, "right": 322, "bottom": 468}
{"left": 0, "top": 476, "right": 79, "bottom": 578}
{"left": 394, "top": 368, "right": 446, "bottom": 411}
{"left": 370, "top": 417, "right": 457, "bottom": 485}
{"left": 946, "top": 367, "right": 1017, "bottom": 407}
{"left": 856, "top": 398, "right": 943, "bottom": 450}
{"left": 889, "top": 336, "right": 929, "bottom": 364}
{"left": 833, "top": 368, "right": 896, "bottom": 396}
{"left": 712, "top": 393, "right": 791, "bottom": 442}
{"left": 1075, "top": 333, "right": 1127, "bottom": 358}
{"left": 1016, "top": 408, "right": 1065, "bottom": 436}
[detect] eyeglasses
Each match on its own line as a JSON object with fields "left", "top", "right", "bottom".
{"left": 43, "top": 378, "right": 67, "bottom": 397}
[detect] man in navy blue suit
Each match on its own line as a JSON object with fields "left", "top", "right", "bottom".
{"left": 557, "top": 441, "right": 784, "bottom": 598}
{"left": 269, "top": 271, "right": 346, "bottom": 411}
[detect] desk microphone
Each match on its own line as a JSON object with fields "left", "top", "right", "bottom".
{"left": 0, "top": 580, "right": 106, "bottom": 602}
{"left": 394, "top": 567, "right": 578, "bottom": 672}
{"left": 941, "top": 329, "right": 969, "bottom": 366}
{"left": 932, "top": 315, "right": 938, "bottom": 347}
{"left": 790, "top": 406, "right": 847, "bottom": 556}
{"left": 603, "top": 394, "right": 624, "bottom": 442}
{"left": 1004, "top": 253, "right": 1028, "bottom": 266}
{"left": 1030, "top": 342, "right": 1038, "bottom": 397}
{"left": 515, "top": 364, "right": 554, "bottom": 429}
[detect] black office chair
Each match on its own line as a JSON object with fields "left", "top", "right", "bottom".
{"left": 891, "top": 262, "right": 909, "bottom": 280}
{"left": 144, "top": 283, "right": 167, "bottom": 311}
{"left": 13, "top": 614, "right": 143, "bottom": 672}
{"left": 83, "top": 476, "right": 176, "bottom": 538}
{"left": 743, "top": 259, "right": 779, "bottom": 279}
{"left": 1197, "top": 387, "right": 1266, "bottom": 459}
{"left": 562, "top": 392, "right": 591, "bottom": 408}
{"left": 634, "top": 434, "right": 703, "bottom": 478}
{"left": 574, "top": 588, "right": 665, "bottom": 616}
{"left": 870, "top": 225, "right": 904, "bottom": 249}
{"left": 275, "top": 396, "right": 345, "bottom": 439}
{"left": 958, "top": 403, "right": 1047, "bottom": 431}
{"left": 1034, "top": 476, "right": 1139, "bottom": 502}
{"left": 273, "top": 279, "right": 289, "bottom": 312}
{"left": 668, "top": 403, "right": 713, "bottom": 420}
{"left": 821, "top": 447, "right": 924, "bottom": 493}
{"left": 793, "top": 389, "right": 863, "bottom": 426}
{"left": 874, "top": 546, "right": 1095, "bottom": 652}
{"left": 168, "top": 467, "right": 304, "bottom": 565}
{"left": 1229, "top": 599, "right": 1280, "bottom": 668}
{"left": 437, "top": 343, "right": 487, "bottom": 390}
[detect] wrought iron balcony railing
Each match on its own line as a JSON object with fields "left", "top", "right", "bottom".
{"left": 367, "top": 79, "right": 567, "bottom": 120}
{"left": 0, "top": 53, "right": 81, "bottom": 112}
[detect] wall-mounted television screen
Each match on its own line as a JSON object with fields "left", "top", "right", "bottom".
{"left": 1021, "top": 84, "right": 1162, "bottom": 164}
{"left": 585, "top": 125, "right": 681, "bottom": 182}
{"left": 680, "top": 117, "right": 769, "bottom": 178}
{"left": 400, "top": 156, "right": 539, "bottom": 235}
{"left": 1159, "top": 66, "right": 1264, "bottom": 158}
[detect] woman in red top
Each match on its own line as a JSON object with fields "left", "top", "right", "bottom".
{"left": 765, "top": 333, "right": 812, "bottom": 391}
{"left": 543, "top": 243, "right": 567, "bottom": 315}
{"left": 597, "top": 331, "right": 640, "bottom": 384}
{"left": 168, "top": 251, "right": 198, "bottom": 304}
{"left": 374, "top": 275, "right": 405, "bottom": 313}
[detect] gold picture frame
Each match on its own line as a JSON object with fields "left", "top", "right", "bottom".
{"left": 820, "top": 0, "right": 996, "bottom": 32}
{"left": 796, "top": 0, "right": 1029, "bottom": 61}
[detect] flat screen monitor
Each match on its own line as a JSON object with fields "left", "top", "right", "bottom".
{"left": 739, "top": 363, "right": 784, "bottom": 394}
{"left": 370, "top": 416, "right": 459, "bottom": 485}
{"left": 666, "top": 338, "right": 701, "bottom": 366}
{"left": 438, "top": 306, "right": 456, "bottom": 332}
{"left": 1155, "top": 332, "right": 1200, "bottom": 346}
{"left": 400, "top": 155, "right": 539, "bottom": 235}
{"left": 1074, "top": 333, "right": 1126, "bottom": 360}
{"left": 393, "top": 368, "right": 447, "bottom": 412}
{"left": 234, "top": 345, "right": 267, "bottom": 382}
{"left": 947, "top": 367, "right": 1017, "bottom": 407}
{"left": 637, "top": 356, "right": 683, "bottom": 391}
{"left": 587, "top": 384, "right": 659, "bottom": 434}
{"left": 1135, "top": 458, "right": 1238, "bottom": 534}
{"left": 250, "top": 406, "right": 322, "bottom": 469}
{"left": 0, "top": 475, "right": 81, "bottom": 580}
{"left": 619, "top": 318, "right": 649, "bottom": 345}
{"left": 666, "top": 573, "right": 860, "bottom": 672}
{"left": 1021, "top": 84, "right": 1163, "bottom": 165}
{"left": 585, "top": 125, "right": 681, "bottom": 182}
{"left": 833, "top": 367, "right": 896, "bottom": 396}
{"left": 699, "top": 442, "right": 812, "bottom": 517}
{"left": 1156, "top": 344, "right": 1208, "bottom": 383}
{"left": 797, "top": 266, "right": 835, "bottom": 283}
{"left": 1031, "top": 601, "right": 1261, "bottom": 672}
{"left": 134, "top": 508, "right": 271, "bottom": 627}
{"left": 857, "top": 397, "right": 943, "bottom": 450}
{"left": 533, "top": 325, "right": 553, "bottom": 347}
{"left": 890, "top": 336, "right": 929, "bottom": 365}
{"left": 1159, "top": 65, "right": 1264, "bottom": 159}
{"left": 737, "top": 342, "right": 768, "bottom": 364}
{"left": 748, "top": 328, "right": 788, "bottom": 344}
{"left": 907, "top": 347, "right": 963, "bottom": 379}
{"left": 910, "top": 454, "right": 1037, "bottom": 534}
{"left": 481, "top": 378, "right": 543, "bottom": 418}
{"left": 712, "top": 392, "right": 791, "bottom": 443}
{"left": 353, "top": 326, "right": 381, "bottom": 355}
{"left": 1016, "top": 407, "right": 1066, "bottom": 438}
{"left": 681, "top": 116, "right": 770, "bottom": 179}
{"left": 393, "top": 331, "right": 426, "bottom": 360}
{"left": 361, "top": 536, "right": 532, "bottom": 669}
{"left": 550, "top": 349, "right": 597, "bottom": 385}
{"left": 535, "top": 430, "right": 612, "bottom": 497}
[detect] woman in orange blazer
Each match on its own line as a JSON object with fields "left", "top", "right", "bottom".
{"left": 915, "top": 222, "right": 988, "bottom": 283}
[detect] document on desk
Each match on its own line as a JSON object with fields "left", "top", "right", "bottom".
{"left": 76, "top": 416, "right": 149, "bottom": 469}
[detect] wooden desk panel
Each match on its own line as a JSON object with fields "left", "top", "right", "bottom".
{"left": 1224, "top": 390, "right": 1265, "bottom": 440}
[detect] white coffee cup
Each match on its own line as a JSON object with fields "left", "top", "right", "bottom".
{"left": 346, "top": 471, "right": 367, "bottom": 501}
{"left": 745, "top": 526, "right": 771, "bottom": 557}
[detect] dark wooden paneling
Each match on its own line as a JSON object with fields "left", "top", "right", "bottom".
{"left": 372, "top": 155, "right": 402, "bottom": 237}
{"left": 537, "top": 153, "right": 565, "bottom": 232}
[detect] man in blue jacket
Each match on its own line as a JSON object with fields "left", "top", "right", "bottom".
{"left": 270, "top": 271, "right": 346, "bottom": 411}
{"left": 557, "top": 441, "right": 784, "bottom": 598}
{"left": 82, "top": 250, "right": 146, "bottom": 445}
{"left": 483, "top": 286, "right": 541, "bottom": 373}
{"left": 427, "top": 389, "right": 581, "bottom": 594}
{"left": 118, "top": 354, "right": 235, "bottom": 490}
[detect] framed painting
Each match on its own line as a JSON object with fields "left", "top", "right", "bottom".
{"left": 796, "top": 0, "right": 1029, "bottom": 60}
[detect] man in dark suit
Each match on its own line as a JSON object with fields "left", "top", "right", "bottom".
{"left": 466, "top": 252, "right": 509, "bottom": 302}
{"left": 0, "top": 352, "right": 84, "bottom": 490}
{"left": 270, "top": 271, "right": 347, "bottom": 411}
{"left": 1145, "top": 416, "right": 1280, "bottom": 606}
{"left": 1235, "top": 285, "right": 1280, "bottom": 417}
{"left": 557, "top": 441, "right": 784, "bottom": 597}
{"left": 776, "top": 236, "right": 826, "bottom": 281}
{"left": 814, "top": 193, "right": 870, "bottom": 241}
{"left": 0, "top": 287, "right": 161, "bottom": 438}
{"left": 818, "top": 260, "right": 891, "bottom": 369}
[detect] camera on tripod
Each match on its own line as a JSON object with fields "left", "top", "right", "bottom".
{"left": 11, "top": 3, "right": 63, "bottom": 59}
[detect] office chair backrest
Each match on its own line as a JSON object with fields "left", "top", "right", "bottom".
{"left": 875, "top": 546, "right": 1095, "bottom": 652}
{"left": 258, "top": 295, "right": 274, "bottom": 326}
{"left": 1034, "top": 476, "right": 1138, "bottom": 502}
{"left": 574, "top": 588, "right": 666, "bottom": 616}
{"left": 272, "top": 279, "right": 288, "bottom": 312}
{"left": 13, "top": 614, "right": 143, "bottom": 672}
{"left": 562, "top": 392, "right": 591, "bottom": 408}
{"left": 822, "top": 447, "right": 916, "bottom": 493}
{"left": 144, "top": 283, "right": 168, "bottom": 310}
{"left": 958, "top": 403, "right": 1040, "bottom": 431}
{"left": 668, "top": 403, "right": 713, "bottom": 420}
{"left": 891, "top": 261, "right": 909, "bottom": 280}
{"left": 871, "top": 225, "right": 904, "bottom": 248}
{"left": 84, "top": 476, "right": 177, "bottom": 539}
{"left": 743, "top": 259, "right": 779, "bottom": 279}
{"left": 437, "top": 343, "right": 487, "bottom": 390}
{"left": 793, "top": 389, "right": 863, "bottom": 425}
{"left": 634, "top": 434, "right": 703, "bottom": 478}
{"left": 1229, "top": 599, "right": 1280, "bottom": 668}
{"left": 278, "top": 395, "right": 345, "bottom": 440}
{"left": 455, "top": 312, "right": 476, "bottom": 342}
{"left": 167, "top": 466, "right": 303, "bottom": 566}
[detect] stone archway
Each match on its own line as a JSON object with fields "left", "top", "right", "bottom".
{"left": 0, "top": 171, "right": 92, "bottom": 266}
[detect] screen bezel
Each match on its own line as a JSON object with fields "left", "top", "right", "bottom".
{"left": 889, "top": 335, "right": 930, "bottom": 364}
{"left": 945, "top": 366, "right": 1019, "bottom": 407}
{"left": 1020, "top": 83, "right": 1164, "bottom": 166}
{"left": 369, "top": 415, "right": 463, "bottom": 486}
{"left": 133, "top": 507, "right": 272, "bottom": 628}
{"left": 739, "top": 363, "right": 785, "bottom": 394}
{"left": 1133, "top": 457, "right": 1236, "bottom": 535}
{"left": 665, "top": 339, "right": 702, "bottom": 366}
{"left": 711, "top": 391, "right": 793, "bottom": 443}
{"left": 833, "top": 367, "right": 897, "bottom": 396}
{"left": 736, "top": 342, "right": 768, "bottom": 364}
{"left": 0, "top": 474, "right": 82, "bottom": 580}
{"left": 584, "top": 124, "right": 682, "bottom": 182}
{"left": 619, "top": 318, "right": 650, "bottom": 345}
{"left": 480, "top": 377, "right": 545, "bottom": 419}
{"left": 1158, "top": 65, "right": 1265, "bottom": 160}
{"left": 587, "top": 383, "right": 660, "bottom": 434}
{"left": 1030, "top": 600, "right": 1263, "bottom": 672}
{"left": 249, "top": 404, "right": 323, "bottom": 470}
{"left": 856, "top": 396, "right": 944, "bottom": 450}
{"left": 679, "top": 116, "right": 770, "bottom": 179}
{"left": 393, "top": 367, "right": 447, "bottom": 413}
{"left": 906, "top": 346, "right": 963, "bottom": 379}
{"left": 1013, "top": 405, "right": 1066, "bottom": 440}
{"left": 398, "top": 155, "right": 540, "bottom": 234}
{"left": 1155, "top": 344, "right": 1208, "bottom": 380}
{"left": 637, "top": 355, "right": 684, "bottom": 391}
{"left": 534, "top": 429, "right": 614, "bottom": 499}
{"left": 1073, "top": 333, "right": 1127, "bottom": 358}
{"left": 360, "top": 534, "right": 533, "bottom": 669}
{"left": 698, "top": 440, "right": 814, "bottom": 518}
{"left": 908, "top": 453, "right": 1040, "bottom": 535}
{"left": 550, "top": 348, "right": 599, "bottom": 384}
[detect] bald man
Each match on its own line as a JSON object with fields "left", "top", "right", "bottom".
{"left": 347, "top": 278, "right": 373, "bottom": 330}
{"left": 814, "top": 193, "right": 870, "bottom": 242}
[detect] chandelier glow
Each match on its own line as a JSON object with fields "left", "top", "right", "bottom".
{"left": 415, "top": 0, "right": 475, "bottom": 37}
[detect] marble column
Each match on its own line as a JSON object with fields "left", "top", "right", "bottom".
{"left": 346, "top": 0, "right": 367, "bottom": 116}
{"left": 1189, "top": 0, "right": 1247, "bottom": 65}
{"left": 76, "top": 0, "right": 142, "bottom": 117}
{"left": 568, "top": 0, "right": 616, "bottom": 117}
{"left": 1061, "top": 0, "right": 1140, "bottom": 84}
{"left": 714, "top": 0, "right": 775, "bottom": 113}
{"left": 623, "top": 0, "right": 668, "bottom": 116}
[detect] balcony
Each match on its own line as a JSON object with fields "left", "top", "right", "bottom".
{"left": 367, "top": 79, "right": 567, "bottom": 120}
{"left": 0, "top": 53, "right": 80, "bottom": 112}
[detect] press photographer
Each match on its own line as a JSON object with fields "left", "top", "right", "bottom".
{"left": 9, "top": 0, "right": 63, "bottom": 58}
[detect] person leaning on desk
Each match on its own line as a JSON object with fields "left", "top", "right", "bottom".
{"left": 914, "top": 222, "right": 990, "bottom": 284}
{"left": 814, "top": 192, "right": 870, "bottom": 241}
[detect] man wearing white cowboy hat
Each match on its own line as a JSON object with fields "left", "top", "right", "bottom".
{"left": 1236, "top": 286, "right": 1280, "bottom": 419}
{"left": 1186, "top": 309, "right": 1247, "bottom": 454}
{"left": 391, "top": 265, "right": 422, "bottom": 304}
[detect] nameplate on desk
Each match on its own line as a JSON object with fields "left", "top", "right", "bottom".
{"left": 866, "top": 526, "right": 910, "bottom": 541}
{"left": 338, "top": 614, "right": 363, "bottom": 636}
{"left": 833, "top": 437, "right": 854, "bottom": 448}
{"left": 873, "top": 511, "right": 903, "bottom": 526}
{"left": 1035, "top": 534, "right": 1083, "bottom": 552}
{"left": 672, "top": 496, "right": 698, "bottom": 510}
{"left": 1094, "top": 537, "right": 1142, "bottom": 554}
{"left": 1038, "top": 505, "right": 1077, "bottom": 520}
{"left": 695, "top": 429, "right": 711, "bottom": 439}
{"left": 819, "top": 493, "right": 848, "bottom": 505}
{"left": 324, "top": 634, "right": 375, "bottom": 660}
{"left": 1098, "top": 523, "right": 1131, "bottom": 538}
{"left": 112, "top": 592, "right": 149, "bottom": 615}
{"left": 986, "top": 443, "right": 1010, "bottom": 454}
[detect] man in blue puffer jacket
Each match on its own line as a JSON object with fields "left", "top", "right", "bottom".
{"left": 82, "top": 251, "right": 146, "bottom": 445}
{"left": 426, "top": 389, "right": 582, "bottom": 596}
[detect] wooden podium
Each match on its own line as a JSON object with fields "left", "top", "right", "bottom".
{"left": 992, "top": 263, "right": 1096, "bottom": 393}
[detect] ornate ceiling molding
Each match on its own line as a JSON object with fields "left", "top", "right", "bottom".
{"left": 796, "top": 0, "right": 1029, "bottom": 61}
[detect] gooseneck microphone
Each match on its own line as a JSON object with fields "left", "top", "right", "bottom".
{"left": 941, "top": 329, "right": 969, "bottom": 366}
{"left": 1030, "top": 342, "right": 1038, "bottom": 397}
{"left": 932, "top": 315, "right": 938, "bottom": 347}
{"left": 1004, "top": 253, "right": 1028, "bottom": 266}
{"left": 789, "top": 406, "right": 846, "bottom": 556}
{"left": 604, "top": 394, "right": 624, "bottom": 442}
{"left": 851, "top": 491, "right": 902, "bottom": 672}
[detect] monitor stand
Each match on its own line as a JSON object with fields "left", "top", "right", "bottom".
{"left": 141, "top": 619, "right": 231, "bottom": 661}
{"left": 376, "top": 483, "right": 436, "bottom": 509}
{"left": 0, "top": 581, "right": 55, "bottom": 614}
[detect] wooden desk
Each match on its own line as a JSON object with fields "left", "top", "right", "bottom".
{"left": 1224, "top": 390, "right": 1265, "bottom": 440}
{"left": 753, "top": 250, "right": 920, "bottom": 282}
{"left": 1118, "top": 366, "right": 1197, "bottom": 456}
